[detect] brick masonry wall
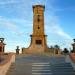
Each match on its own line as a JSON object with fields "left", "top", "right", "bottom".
{"left": 65, "top": 53, "right": 75, "bottom": 70}
{"left": 0, "top": 53, "right": 15, "bottom": 75}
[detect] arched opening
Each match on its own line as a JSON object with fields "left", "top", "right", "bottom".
{"left": 55, "top": 49, "right": 58, "bottom": 54}
{"left": 0, "top": 46, "right": 2, "bottom": 52}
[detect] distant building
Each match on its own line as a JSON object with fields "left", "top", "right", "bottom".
{"left": 22, "top": 5, "right": 61, "bottom": 55}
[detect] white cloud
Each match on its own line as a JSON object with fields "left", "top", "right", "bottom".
{"left": 0, "top": 16, "right": 18, "bottom": 32}
{"left": 5, "top": 40, "right": 30, "bottom": 53}
{"left": 0, "top": 0, "right": 19, "bottom": 5}
{"left": 50, "top": 25, "right": 72, "bottom": 40}
{"left": 0, "top": 16, "right": 32, "bottom": 52}
{"left": 53, "top": 7, "right": 75, "bottom": 12}
{"left": 0, "top": 16, "right": 32, "bottom": 37}
{"left": 46, "top": 16, "right": 72, "bottom": 40}
{"left": 45, "top": 15, "right": 73, "bottom": 49}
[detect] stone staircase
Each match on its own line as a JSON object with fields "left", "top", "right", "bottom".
{"left": 6, "top": 55, "right": 75, "bottom": 75}
{"left": 32, "top": 63, "right": 75, "bottom": 75}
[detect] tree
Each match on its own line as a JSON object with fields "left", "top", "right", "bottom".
{"left": 63, "top": 48, "right": 69, "bottom": 54}
{"left": 54, "top": 45, "right": 60, "bottom": 49}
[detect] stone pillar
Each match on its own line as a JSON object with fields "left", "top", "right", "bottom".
{"left": 72, "top": 39, "right": 75, "bottom": 53}
{"left": 0, "top": 38, "right": 6, "bottom": 62}
{"left": 16, "top": 46, "right": 20, "bottom": 54}
{"left": 0, "top": 38, "right": 6, "bottom": 53}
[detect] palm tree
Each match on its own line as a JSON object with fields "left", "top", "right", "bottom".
{"left": 63, "top": 48, "right": 69, "bottom": 54}
{"left": 54, "top": 45, "right": 60, "bottom": 49}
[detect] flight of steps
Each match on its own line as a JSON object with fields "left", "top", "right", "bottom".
{"left": 32, "top": 56, "right": 75, "bottom": 75}
{"left": 6, "top": 55, "right": 32, "bottom": 75}
{"left": 32, "top": 62, "right": 75, "bottom": 75}
{"left": 6, "top": 55, "right": 75, "bottom": 75}
{"left": 6, "top": 63, "right": 32, "bottom": 75}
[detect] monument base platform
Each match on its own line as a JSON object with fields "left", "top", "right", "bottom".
{"left": 22, "top": 47, "right": 61, "bottom": 55}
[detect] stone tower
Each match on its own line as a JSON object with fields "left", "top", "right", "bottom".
{"left": 22, "top": 5, "right": 47, "bottom": 54}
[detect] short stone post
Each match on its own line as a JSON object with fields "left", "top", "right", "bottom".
{"left": 16, "top": 46, "right": 20, "bottom": 54}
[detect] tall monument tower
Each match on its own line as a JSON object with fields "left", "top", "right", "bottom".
{"left": 22, "top": 5, "right": 47, "bottom": 54}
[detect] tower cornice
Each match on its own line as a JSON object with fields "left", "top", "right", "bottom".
{"left": 33, "top": 5, "right": 45, "bottom": 11}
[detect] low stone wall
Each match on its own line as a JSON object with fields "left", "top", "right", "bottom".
{"left": 65, "top": 53, "right": 75, "bottom": 70}
{"left": 0, "top": 53, "right": 15, "bottom": 75}
{"left": 65, "top": 55, "right": 71, "bottom": 63}
{"left": 69, "top": 53, "right": 75, "bottom": 63}
{"left": 69, "top": 53, "right": 75, "bottom": 70}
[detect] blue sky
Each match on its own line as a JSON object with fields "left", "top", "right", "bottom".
{"left": 0, "top": 0, "right": 75, "bottom": 52}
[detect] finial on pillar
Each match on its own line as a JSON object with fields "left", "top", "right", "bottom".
{"left": 16, "top": 46, "right": 20, "bottom": 54}
{"left": 73, "top": 39, "right": 75, "bottom": 43}
{"left": 0, "top": 38, "right": 4, "bottom": 43}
